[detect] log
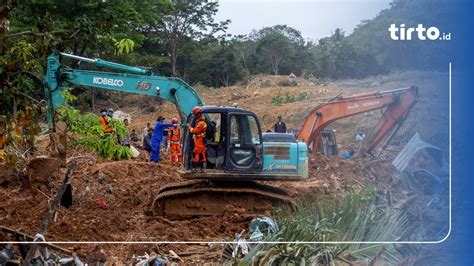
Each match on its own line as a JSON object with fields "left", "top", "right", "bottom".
{"left": 21, "top": 161, "right": 77, "bottom": 266}
{"left": 0, "top": 225, "right": 72, "bottom": 256}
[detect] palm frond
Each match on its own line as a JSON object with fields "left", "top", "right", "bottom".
{"left": 241, "top": 188, "right": 420, "bottom": 265}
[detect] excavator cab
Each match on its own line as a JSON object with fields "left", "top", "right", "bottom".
{"left": 181, "top": 106, "right": 308, "bottom": 181}
{"left": 182, "top": 106, "right": 263, "bottom": 174}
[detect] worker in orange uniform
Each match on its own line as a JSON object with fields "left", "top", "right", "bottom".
{"left": 186, "top": 107, "right": 207, "bottom": 172}
{"left": 168, "top": 117, "right": 182, "bottom": 165}
{"left": 99, "top": 108, "right": 113, "bottom": 133}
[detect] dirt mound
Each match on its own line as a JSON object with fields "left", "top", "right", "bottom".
{"left": 0, "top": 150, "right": 252, "bottom": 262}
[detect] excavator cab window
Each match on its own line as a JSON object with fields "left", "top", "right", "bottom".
{"left": 226, "top": 114, "right": 263, "bottom": 171}
{"left": 204, "top": 112, "right": 226, "bottom": 169}
{"left": 183, "top": 110, "right": 263, "bottom": 172}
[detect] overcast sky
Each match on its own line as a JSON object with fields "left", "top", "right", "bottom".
{"left": 215, "top": 0, "right": 392, "bottom": 40}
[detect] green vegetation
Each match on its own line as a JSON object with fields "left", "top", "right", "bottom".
{"left": 58, "top": 104, "right": 132, "bottom": 160}
{"left": 56, "top": 89, "right": 131, "bottom": 160}
{"left": 2, "top": 0, "right": 454, "bottom": 115}
{"left": 1, "top": 0, "right": 164, "bottom": 161}
{"left": 241, "top": 188, "right": 418, "bottom": 265}
{"left": 272, "top": 91, "right": 309, "bottom": 106}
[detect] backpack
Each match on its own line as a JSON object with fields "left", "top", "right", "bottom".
{"left": 205, "top": 119, "right": 217, "bottom": 143}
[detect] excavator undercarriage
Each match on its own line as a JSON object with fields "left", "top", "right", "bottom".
{"left": 152, "top": 179, "right": 293, "bottom": 220}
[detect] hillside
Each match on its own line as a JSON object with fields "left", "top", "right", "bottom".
{"left": 119, "top": 70, "right": 448, "bottom": 151}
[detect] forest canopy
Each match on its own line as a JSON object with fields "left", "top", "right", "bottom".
{"left": 1, "top": 0, "right": 456, "bottom": 116}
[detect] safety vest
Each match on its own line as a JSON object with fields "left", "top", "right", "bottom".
{"left": 190, "top": 119, "right": 207, "bottom": 138}
{"left": 99, "top": 116, "right": 113, "bottom": 133}
{"left": 168, "top": 127, "right": 181, "bottom": 143}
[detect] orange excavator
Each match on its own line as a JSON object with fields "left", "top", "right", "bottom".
{"left": 297, "top": 86, "right": 418, "bottom": 156}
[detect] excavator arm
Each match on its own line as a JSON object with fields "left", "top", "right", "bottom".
{"left": 297, "top": 86, "right": 418, "bottom": 154}
{"left": 44, "top": 52, "right": 204, "bottom": 123}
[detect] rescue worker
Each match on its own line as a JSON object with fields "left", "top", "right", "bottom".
{"left": 121, "top": 118, "right": 130, "bottom": 147}
{"left": 130, "top": 129, "right": 139, "bottom": 145}
{"left": 168, "top": 117, "right": 182, "bottom": 165}
{"left": 162, "top": 123, "right": 169, "bottom": 151}
{"left": 99, "top": 108, "right": 113, "bottom": 133}
{"left": 355, "top": 132, "right": 366, "bottom": 142}
{"left": 339, "top": 149, "right": 355, "bottom": 160}
{"left": 186, "top": 107, "right": 207, "bottom": 172}
{"left": 150, "top": 116, "right": 173, "bottom": 163}
{"left": 107, "top": 108, "right": 114, "bottom": 119}
{"left": 143, "top": 127, "right": 153, "bottom": 152}
{"left": 274, "top": 115, "right": 287, "bottom": 133}
{"left": 143, "top": 122, "right": 151, "bottom": 139}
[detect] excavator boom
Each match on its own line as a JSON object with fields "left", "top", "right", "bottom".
{"left": 297, "top": 86, "right": 418, "bottom": 154}
{"left": 44, "top": 52, "right": 204, "bottom": 122}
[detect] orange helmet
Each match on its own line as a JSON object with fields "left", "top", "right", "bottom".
{"left": 171, "top": 117, "right": 178, "bottom": 124}
{"left": 192, "top": 106, "right": 202, "bottom": 115}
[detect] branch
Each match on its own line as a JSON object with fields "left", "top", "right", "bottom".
{"left": 1, "top": 30, "right": 71, "bottom": 39}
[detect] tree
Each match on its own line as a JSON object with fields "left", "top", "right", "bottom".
{"left": 1, "top": 0, "right": 169, "bottom": 115}
{"left": 231, "top": 35, "right": 256, "bottom": 74}
{"left": 256, "top": 31, "right": 292, "bottom": 75}
{"left": 188, "top": 38, "right": 246, "bottom": 88}
{"left": 1, "top": 0, "right": 172, "bottom": 169}
{"left": 151, "top": 0, "right": 229, "bottom": 76}
{"left": 250, "top": 24, "right": 304, "bottom": 45}
{"left": 209, "top": 43, "right": 246, "bottom": 87}
{"left": 252, "top": 25, "right": 306, "bottom": 75}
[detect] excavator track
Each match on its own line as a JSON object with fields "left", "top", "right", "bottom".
{"left": 152, "top": 180, "right": 294, "bottom": 220}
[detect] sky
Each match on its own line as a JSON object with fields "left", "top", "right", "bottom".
{"left": 215, "top": 0, "right": 392, "bottom": 40}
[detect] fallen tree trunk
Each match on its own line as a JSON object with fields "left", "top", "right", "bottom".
{"left": 21, "top": 161, "right": 77, "bottom": 266}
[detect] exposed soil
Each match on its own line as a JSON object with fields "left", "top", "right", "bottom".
{"left": 0, "top": 71, "right": 449, "bottom": 263}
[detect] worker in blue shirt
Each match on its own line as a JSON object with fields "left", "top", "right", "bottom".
{"left": 339, "top": 149, "right": 355, "bottom": 160}
{"left": 150, "top": 116, "right": 174, "bottom": 162}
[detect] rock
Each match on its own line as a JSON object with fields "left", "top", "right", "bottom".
{"left": 97, "top": 171, "right": 107, "bottom": 184}
{"left": 27, "top": 156, "right": 60, "bottom": 192}
{"left": 277, "top": 79, "right": 298, "bottom": 87}
{"left": 88, "top": 246, "right": 107, "bottom": 264}
{"left": 114, "top": 110, "right": 131, "bottom": 123}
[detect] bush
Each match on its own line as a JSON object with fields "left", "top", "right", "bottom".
{"left": 272, "top": 91, "right": 309, "bottom": 106}
{"left": 271, "top": 92, "right": 284, "bottom": 106}
{"left": 260, "top": 80, "right": 273, "bottom": 88}
{"left": 58, "top": 105, "right": 132, "bottom": 160}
